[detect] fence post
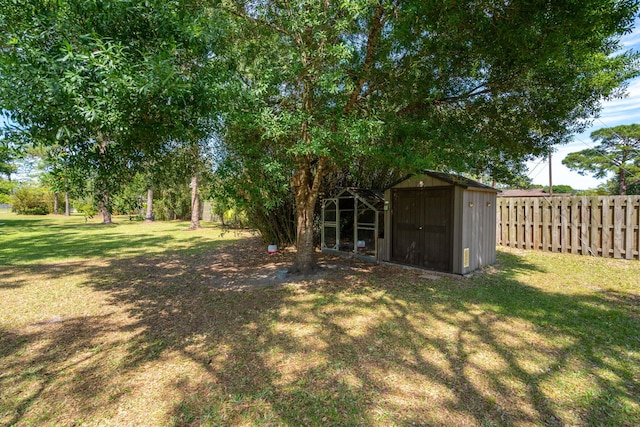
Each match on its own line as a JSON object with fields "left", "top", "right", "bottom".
{"left": 602, "top": 197, "right": 612, "bottom": 257}
{"left": 580, "top": 197, "right": 589, "bottom": 255}
{"left": 613, "top": 197, "right": 623, "bottom": 259}
{"left": 569, "top": 198, "right": 577, "bottom": 254}
{"left": 624, "top": 197, "right": 634, "bottom": 260}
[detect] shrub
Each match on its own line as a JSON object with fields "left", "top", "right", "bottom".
{"left": 154, "top": 191, "right": 191, "bottom": 221}
{"left": 11, "top": 186, "right": 51, "bottom": 215}
{"left": 0, "top": 179, "right": 15, "bottom": 204}
{"left": 75, "top": 203, "right": 98, "bottom": 222}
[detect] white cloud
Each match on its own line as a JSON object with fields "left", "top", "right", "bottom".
{"left": 594, "top": 79, "right": 640, "bottom": 126}
{"left": 621, "top": 17, "right": 640, "bottom": 49}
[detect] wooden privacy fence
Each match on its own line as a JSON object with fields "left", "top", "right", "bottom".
{"left": 496, "top": 196, "right": 640, "bottom": 260}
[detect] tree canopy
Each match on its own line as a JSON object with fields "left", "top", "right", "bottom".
{"left": 219, "top": 0, "right": 639, "bottom": 272}
{"left": 0, "top": 0, "right": 228, "bottom": 221}
{"left": 563, "top": 124, "right": 640, "bottom": 195}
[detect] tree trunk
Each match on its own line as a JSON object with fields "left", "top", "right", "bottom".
{"left": 190, "top": 175, "right": 200, "bottom": 229}
{"left": 53, "top": 192, "right": 59, "bottom": 214}
{"left": 619, "top": 168, "right": 627, "bottom": 195}
{"left": 145, "top": 188, "right": 154, "bottom": 221}
{"left": 293, "top": 190, "right": 318, "bottom": 274}
{"left": 64, "top": 192, "right": 70, "bottom": 216}
{"left": 290, "top": 157, "right": 327, "bottom": 274}
{"left": 99, "top": 192, "right": 113, "bottom": 224}
{"left": 95, "top": 137, "right": 113, "bottom": 224}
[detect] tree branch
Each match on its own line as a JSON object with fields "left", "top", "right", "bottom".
{"left": 398, "top": 86, "right": 493, "bottom": 115}
{"left": 343, "top": 4, "right": 386, "bottom": 115}
{"left": 219, "top": 5, "right": 291, "bottom": 37}
{"left": 311, "top": 156, "right": 327, "bottom": 195}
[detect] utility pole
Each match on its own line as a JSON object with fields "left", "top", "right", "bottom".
{"left": 548, "top": 153, "right": 553, "bottom": 196}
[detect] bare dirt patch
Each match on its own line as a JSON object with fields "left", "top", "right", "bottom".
{"left": 174, "top": 236, "right": 390, "bottom": 290}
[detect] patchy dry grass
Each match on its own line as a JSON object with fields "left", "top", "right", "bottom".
{"left": 1, "top": 213, "right": 639, "bottom": 426}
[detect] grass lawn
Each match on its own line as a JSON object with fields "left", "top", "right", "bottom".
{"left": 1, "top": 213, "right": 639, "bottom": 426}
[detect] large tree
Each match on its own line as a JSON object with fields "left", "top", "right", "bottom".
{"left": 220, "top": 0, "right": 639, "bottom": 273}
{"left": 0, "top": 137, "right": 17, "bottom": 180}
{"left": 0, "top": 0, "right": 227, "bottom": 222}
{"left": 563, "top": 124, "right": 640, "bottom": 195}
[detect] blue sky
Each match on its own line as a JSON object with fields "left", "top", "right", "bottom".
{"left": 527, "top": 19, "right": 640, "bottom": 190}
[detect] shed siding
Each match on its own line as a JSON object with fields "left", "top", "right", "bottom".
{"left": 461, "top": 190, "right": 497, "bottom": 274}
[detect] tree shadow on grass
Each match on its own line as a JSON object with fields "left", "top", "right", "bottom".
{"left": 1, "top": 230, "right": 180, "bottom": 265}
{"left": 1, "top": 244, "right": 639, "bottom": 426}
{"left": 368, "top": 252, "right": 640, "bottom": 426}
{"left": 0, "top": 215, "right": 244, "bottom": 266}
{"left": 0, "top": 313, "right": 136, "bottom": 426}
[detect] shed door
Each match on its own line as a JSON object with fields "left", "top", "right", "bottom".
{"left": 391, "top": 188, "right": 453, "bottom": 271}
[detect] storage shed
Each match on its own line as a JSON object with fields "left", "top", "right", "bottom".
{"left": 321, "top": 188, "right": 385, "bottom": 261}
{"left": 380, "top": 171, "right": 498, "bottom": 275}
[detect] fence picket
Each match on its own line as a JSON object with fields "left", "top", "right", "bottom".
{"left": 592, "top": 199, "right": 601, "bottom": 256}
{"left": 524, "top": 199, "right": 532, "bottom": 249}
{"left": 533, "top": 198, "right": 541, "bottom": 250}
{"left": 542, "top": 199, "right": 550, "bottom": 251}
{"left": 560, "top": 198, "right": 568, "bottom": 253}
{"left": 551, "top": 199, "right": 560, "bottom": 252}
{"left": 635, "top": 196, "right": 640, "bottom": 260}
{"left": 508, "top": 198, "right": 516, "bottom": 247}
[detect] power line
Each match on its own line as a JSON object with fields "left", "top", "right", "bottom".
{"left": 526, "top": 157, "right": 546, "bottom": 180}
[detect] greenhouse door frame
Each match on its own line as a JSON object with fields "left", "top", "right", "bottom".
{"left": 321, "top": 189, "right": 381, "bottom": 261}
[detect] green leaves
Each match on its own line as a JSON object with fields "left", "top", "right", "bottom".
{"left": 221, "top": 0, "right": 640, "bottom": 181}
{"left": 563, "top": 124, "right": 640, "bottom": 194}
